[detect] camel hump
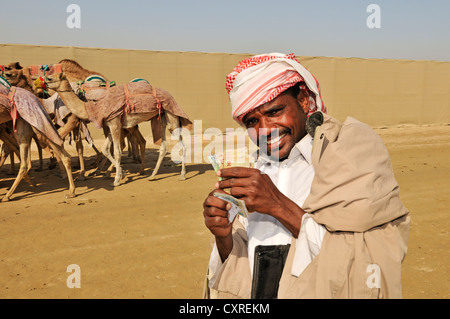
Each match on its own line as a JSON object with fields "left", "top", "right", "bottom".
{"left": 0, "top": 76, "right": 11, "bottom": 91}
{"left": 130, "top": 78, "right": 150, "bottom": 84}
{"left": 83, "top": 75, "right": 116, "bottom": 90}
{"left": 85, "top": 75, "right": 107, "bottom": 83}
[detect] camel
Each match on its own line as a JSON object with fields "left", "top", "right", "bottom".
{"left": 68, "top": 63, "right": 147, "bottom": 166}
{"left": 5, "top": 61, "right": 104, "bottom": 180}
{"left": 45, "top": 72, "right": 190, "bottom": 187}
{"left": 0, "top": 81, "right": 76, "bottom": 202}
{"left": 75, "top": 76, "right": 149, "bottom": 175}
{"left": 2, "top": 62, "right": 56, "bottom": 171}
{"left": 59, "top": 59, "right": 142, "bottom": 175}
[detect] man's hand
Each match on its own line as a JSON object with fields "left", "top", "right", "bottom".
{"left": 215, "top": 167, "right": 306, "bottom": 237}
{"left": 203, "top": 189, "right": 233, "bottom": 261}
{"left": 215, "top": 167, "right": 285, "bottom": 216}
{"left": 203, "top": 189, "right": 232, "bottom": 238}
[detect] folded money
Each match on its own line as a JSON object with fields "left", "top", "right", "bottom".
{"left": 219, "top": 151, "right": 254, "bottom": 169}
{"left": 207, "top": 155, "right": 223, "bottom": 181}
{"left": 221, "top": 160, "right": 253, "bottom": 168}
{"left": 214, "top": 192, "right": 249, "bottom": 222}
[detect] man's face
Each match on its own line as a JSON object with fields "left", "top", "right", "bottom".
{"left": 242, "top": 88, "right": 309, "bottom": 161}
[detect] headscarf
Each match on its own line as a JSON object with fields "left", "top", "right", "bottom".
{"left": 226, "top": 53, "right": 326, "bottom": 124}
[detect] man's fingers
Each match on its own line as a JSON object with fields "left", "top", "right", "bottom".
{"left": 204, "top": 214, "right": 230, "bottom": 228}
{"left": 204, "top": 195, "right": 231, "bottom": 212}
{"left": 218, "top": 167, "right": 259, "bottom": 179}
{"left": 216, "top": 176, "right": 253, "bottom": 190}
{"left": 204, "top": 205, "right": 229, "bottom": 219}
{"left": 208, "top": 188, "right": 227, "bottom": 197}
{"left": 228, "top": 186, "right": 249, "bottom": 198}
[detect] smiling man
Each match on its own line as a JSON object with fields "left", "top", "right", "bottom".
{"left": 202, "top": 53, "right": 410, "bottom": 299}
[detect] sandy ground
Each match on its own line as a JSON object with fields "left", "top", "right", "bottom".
{"left": 0, "top": 125, "right": 448, "bottom": 299}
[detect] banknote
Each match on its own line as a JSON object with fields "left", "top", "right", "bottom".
{"left": 207, "top": 155, "right": 223, "bottom": 181}
{"left": 214, "top": 192, "right": 249, "bottom": 222}
{"left": 220, "top": 151, "right": 254, "bottom": 169}
{"left": 221, "top": 160, "right": 253, "bottom": 169}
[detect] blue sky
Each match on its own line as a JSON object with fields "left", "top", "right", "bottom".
{"left": 1, "top": 0, "right": 450, "bottom": 61}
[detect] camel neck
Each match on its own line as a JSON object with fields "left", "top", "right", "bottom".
{"left": 57, "top": 80, "right": 89, "bottom": 120}
{"left": 14, "top": 77, "right": 34, "bottom": 94}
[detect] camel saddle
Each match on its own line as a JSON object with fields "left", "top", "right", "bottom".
{"left": 0, "top": 83, "right": 63, "bottom": 146}
{"left": 84, "top": 81, "right": 192, "bottom": 144}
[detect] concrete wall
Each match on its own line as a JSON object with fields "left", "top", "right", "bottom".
{"left": 1, "top": 43, "right": 449, "bottom": 141}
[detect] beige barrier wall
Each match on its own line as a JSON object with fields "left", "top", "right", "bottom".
{"left": 1, "top": 44, "right": 449, "bottom": 141}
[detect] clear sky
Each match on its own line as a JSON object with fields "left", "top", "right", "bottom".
{"left": 1, "top": 0, "right": 450, "bottom": 61}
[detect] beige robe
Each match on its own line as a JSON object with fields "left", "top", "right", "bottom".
{"left": 203, "top": 113, "right": 410, "bottom": 299}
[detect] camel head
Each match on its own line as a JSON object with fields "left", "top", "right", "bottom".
{"left": 2, "top": 62, "right": 25, "bottom": 86}
{"left": 44, "top": 72, "right": 67, "bottom": 90}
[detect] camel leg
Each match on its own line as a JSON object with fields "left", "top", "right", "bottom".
{"left": 0, "top": 129, "right": 34, "bottom": 186}
{"left": 167, "top": 112, "right": 187, "bottom": 180}
{"left": 88, "top": 138, "right": 111, "bottom": 177}
{"left": 9, "top": 148, "right": 16, "bottom": 174}
{"left": 102, "top": 128, "right": 139, "bottom": 177}
{"left": 100, "top": 134, "right": 113, "bottom": 165}
{"left": 0, "top": 129, "right": 18, "bottom": 175}
{"left": 149, "top": 115, "right": 167, "bottom": 181}
{"left": 135, "top": 127, "right": 146, "bottom": 171}
{"left": 123, "top": 129, "right": 132, "bottom": 159}
{"left": 58, "top": 114, "right": 79, "bottom": 140}
{"left": 110, "top": 128, "right": 123, "bottom": 186}
{"left": 0, "top": 144, "right": 14, "bottom": 173}
{"left": 33, "top": 132, "right": 57, "bottom": 170}
{"left": 102, "top": 119, "right": 123, "bottom": 186}
{"left": 56, "top": 114, "right": 79, "bottom": 174}
{"left": 126, "top": 135, "right": 132, "bottom": 158}
{"left": 72, "top": 125, "right": 86, "bottom": 181}
{"left": 102, "top": 139, "right": 116, "bottom": 179}
{"left": 178, "top": 135, "right": 187, "bottom": 181}
{"left": 90, "top": 143, "right": 104, "bottom": 168}
{"left": 47, "top": 139, "right": 76, "bottom": 199}
{"left": 89, "top": 126, "right": 110, "bottom": 172}
{"left": 0, "top": 145, "right": 8, "bottom": 168}
{"left": 9, "top": 151, "right": 15, "bottom": 174}
{"left": 0, "top": 147, "right": 15, "bottom": 175}
{"left": 2, "top": 119, "right": 34, "bottom": 202}
{"left": 87, "top": 140, "right": 109, "bottom": 177}
{"left": 168, "top": 123, "right": 187, "bottom": 181}
{"left": 32, "top": 135, "right": 44, "bottom": 171}
{"left": 34, "top": 131, "right": 63, "bottom": 174}
{"left": 131, "top": 129, "right": 143, "bottom": 163}
{"left": 127, "top": 126, "right": 146, "bottom": 174}
{"left": 88, "top": 155, "right": 109, "bottom": 177}
{"left": 129, "top": 134, "right": 139, "bottom": 162}
{"left": 123, "top": 128, "right": 139, "bottom": 163}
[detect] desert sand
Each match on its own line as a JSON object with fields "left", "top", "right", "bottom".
{"left": 0, "top": 125, "right": 448, "bottom": 299}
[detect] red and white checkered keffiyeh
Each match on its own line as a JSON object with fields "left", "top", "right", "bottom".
{"left": 226, "top": 53, "right": 326, "bottom": 124}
